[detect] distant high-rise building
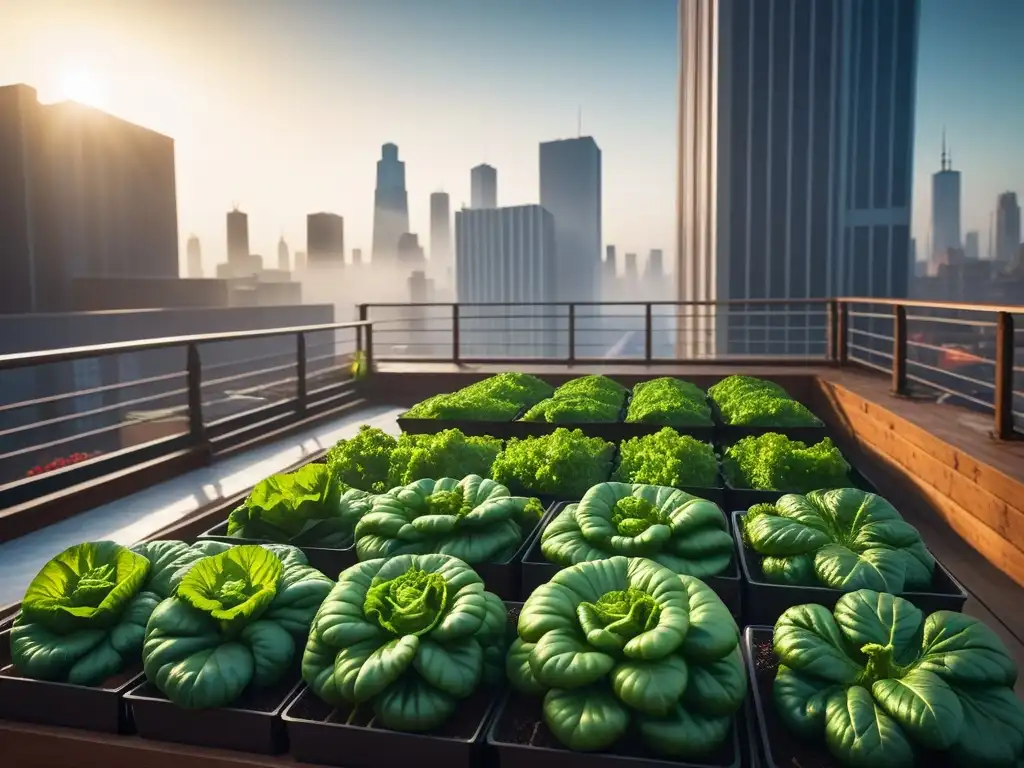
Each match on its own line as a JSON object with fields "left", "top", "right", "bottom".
{"left": 295, "top": 251, "right": 307, "bottom": 271}
{"left": 624, "top": 253, "right": 639, "bottom": 282}
{"left": 430, "top": 191, "right": 452, "bottom": 278}
{"left": 677, "top": 0, "right": 920, "bottom": 355}
{"left": 397, "top": 233, "right": 426, "bottom": 266}
{"left": 186, "top": 235, "right": 203, "bottom": 278}
{"left": 996, "top": 192, "right": 1021, "bottom": 265}
{"left": 602, "top": 245, "right": 618, "bottom": 296}
{"left": 277, "top": 236, "right": 290, "bottom": 271}
{"left": 540, "top": 137, "right": 602, "bottom": 303}
{"left": 470, "top": 165, "right": 497, "bottom": 209}
{"left": 371, "top": 143, "right": 410, "bottom": 264}
{"left": 227, "top": 208, "right": 249, "bottom": 268}
{"left": 456, "top": 205, "right": 557, "bottom": 355}
{"left": 307, "top": 213, "right": 344, "bottom": 267}
{"left": 931, "top": 135, "right": 962, "bottom": 267}
{"left": 352, "top": 248, "right": 363, "bottom": 266}
{"left": 964, "top": 231, "right": 980, "bottom": 261}
{"left": 646, "top": 249, "right": 664, "bottom": 280}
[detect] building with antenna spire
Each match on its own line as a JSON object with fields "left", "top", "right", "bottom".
{"left": 277, "top": 236, "right": 290, "bottom": 271}
{"left": 930, "top": 130, "right": 962, "bottom": 273}
{"left": 470, "top": 165, "right": 497, "bottom": 209}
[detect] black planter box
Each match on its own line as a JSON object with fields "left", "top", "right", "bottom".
{"left": 732, "top": 511, "right": 969, "bottom": 625}
{"left": 196, "top": 521, "right": 357, "bottom": 579}
{"left": 487, "top": 691, "right": 741, "bottom": 768}
{"left": 471, "top": 500, "right": 560, "bottom": 601}
{"left": 397, "top": 405, "right": 526, "bottom": 440}
{"left": 710, "top": 400, "right": 828, "bottom": 444}
{"left": 721, "top": 465, "right": 878, "bottom": 511}
{"left": 0, "top": 627, "right": 144, "bottom": 733}
{"left": 126, "top": 673, "right": 303, "bottom": 753}
{"left": 520, "top": 503, "right": 742, "bottom": 616}
{"left": 512, "top": 398, "right": 630, "bottom": 442}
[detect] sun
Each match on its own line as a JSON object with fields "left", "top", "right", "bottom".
{"left": 57, "top": 69, "right": 108, "bottom": 109}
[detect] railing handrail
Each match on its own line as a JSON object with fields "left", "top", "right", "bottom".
{"left": 0, "top": 320, "right": 372, "bottom": 371}
{"left": 836, "top": 297, "right": 1024, "bottom": 314}
{"left": 360, "top": 298, "right": 834, "bottom": 308}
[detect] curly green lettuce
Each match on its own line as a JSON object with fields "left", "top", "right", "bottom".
{"left": 612, "top": 428, "right": 719, "bottom": 488}
{"left": 521, "top": 394, "right": 621, "bottom": 423}
{"left": 354, "top": 475, "right": 544, "bottom": 563}
{"left": 552, "top": 375, "right": 628, "bottom": 407}
{"left": 141, "top": 544, "right": 332, "bottom": 709}
{"left": 491, "top": 428, "right": 614, "bottom": 499}
{"left": 508, "top": 556, "right": 746, "bottom": 755}
{"left": 625, "top": 378, "right": 713, "bottom": 426}
{"left": 387, "top": 429, "right": 502, "bottom": 487}
{"left": 11, "top": 540, "right": 224, "bottom": 685}
{"left": 404, "top": 392, "right": 522, "bottom": 421}
{"left": 722, "top": 433, "right": 850, "bottom": 491}
{"left": 302, "top": 554, "right": 507, "bottom": 732}
{"left": 325, "top": 425, "right": 396, "bottom": 493}
{"left": 459, "top": 373, "right": 554, "bottom": 407}
{"left": 709, "top": 375, "right": 821, "bottom": 427}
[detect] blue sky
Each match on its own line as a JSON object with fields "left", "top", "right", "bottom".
{"left": 2, "top": 0, "right": 1021, "bottom": 272}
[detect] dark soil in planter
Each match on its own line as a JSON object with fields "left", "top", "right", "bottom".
{"left": 0, "top": 626, "right": 144, "bottom": 733}
{"left": 126, "top": 671, "right": 302, "bottom": 753}
{"left": 488, "top": 692, "right": 740, "bottom": 768}
{"left": 731, "top": 512, "right": 968, "bottom": 625}
{"left": 196, "top": 521, "right": 358, "bottom": 579}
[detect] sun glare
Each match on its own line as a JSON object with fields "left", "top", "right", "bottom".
{"left": 57, "top": 69, "right": 108, "bottom": 109}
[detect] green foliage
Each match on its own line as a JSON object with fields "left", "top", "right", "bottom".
{"left": 773, "top": 590, "right": 1024, "bottom": 767}
{"left": 742, "top": 489, "right": 935, "bottom": 592}
{"left": 625, "top": 378, "right": 713, "bottom": 426}
{"left": 12, "top": 540, "right": 226, "bottom": 685}
{"left": 141, "top": 544, "right": 332, "bottom": 709}
{"left": 226, "top": 463, "right": 371, "bottom": 548}
{"left": 459, "top": 373, "right": 554, "bottom": 406}
{"left": 722, "top": 433, "right": 850, "bottom": 491}
{"left": 354, "top": 475, "right": 544, "bottom": 563}
{"left": 403, "top": 373, "right": 554, "bottom": 421}
{"left": 491, "top": 428, "right": 614, "bottom": 499}
{"left": 302, "top": 554, "right": 507, "bottom": 732}
{"left": 325, "top": 425, "right": 396, "bottom": 493}
{"left": 508, "top": 557, "right": 746, "bottom": 755}
{"left": 540, "top": 482, "right": 733, "bottom": 579}
{"left": 552, "top": 375, "right": 628, "bottom": 407}
{"left": 612, "top": 428, "right": 719, "bottom": 488}
{"left": 387, "top": 429, "right": 502, "bottom": 487}
{"left": 521, "top": 394, "right": 621, "bottom": 423}
{"left": 709, "top": 374, "right": 821, "bottom": 427}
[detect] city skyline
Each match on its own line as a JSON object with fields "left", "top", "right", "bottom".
{"left": 2, "top": 0, "right": 1022, "bottom": 277}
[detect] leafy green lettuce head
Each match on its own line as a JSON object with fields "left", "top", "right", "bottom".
{"left": 508, "top": 557, "right": 746, "bottom": 755}
{"left": 354, "top": 475, "right": 543, "bottom": 563}
{"left": 460, "top": 372, "right": 554, "bottom": 407}
{"left": 226, "top": 463, "right": 370, "bottom": 548}
{"left": 742, "top": 489, "right": 935, "bottom": 592}
{"left": 302, "top": 553, "right": 507, "bottom": 732}
{"left": 612, "top": 428, "right": 719, "bottom": 488}
{"left": 387, "top": 429, "right": 502, "bottom": 488}
{"left": 326, "top": 425, "right": 396, "bottom": 493}
{"left": 541, "top": 482, "right": 734, "bottom": 579}
{"left": 723, "top": 433, "right": 850, "bottom": 491}
{"left": 773, "top": 590, "right": 1024, "bottom": 767}
{"left": 553, "top": 375, "right": 628, "bottom": 407}
{"left": 625, "top": 378, "right": 713, "bottom": 427}
{"left": 491, "top": 428, "right": 615, "bottom": 499}
{"left": 142, "top": 544, "right": 333, "bottom": 709}
{"left": 12, "top": 540, "right": 223, "bottom": 685}
{"left": 521, "top": 395, "right": 621, "bottom": 424}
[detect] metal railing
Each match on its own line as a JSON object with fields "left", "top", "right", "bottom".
{"left": 0, "top": 319, "right": 373, "bottom": 505}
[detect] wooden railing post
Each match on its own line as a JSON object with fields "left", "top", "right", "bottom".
{"left": 645, "top": 304, "right": 653, "bottom": 362}
{"left": 186, "top": 342, "right": 205, "bottom": 445}
{"left": 826, "top": 300, "right": 838, "bottom": 362}
{"left": 452, "top": 304, "right": 460, "bottom": 363}
{"left": 892, "top": 304, "right": 908, "bottom": 395}
{"left": 364, "top": 323, "right": 374, "bottom": 373}
{"left": 994, "top": 311, "right": 1015, "bottom": 440}
{"left": 568, "top": 304, "right": 576, "bottom": 364}
{"left": 296, "top": 332, "right": 307, "bottom": 415}
{"left": 837, "top": 302, "right": 849, "bottom": 366}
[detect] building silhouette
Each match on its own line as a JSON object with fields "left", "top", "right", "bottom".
{"left": 677, "top": 0, "right": 920, "bottom": 356}
{"left": 307, "top": 213, "right": 344, "bottom": 267}
{"left": 295, "top": 251, "right": 307, "bottom": 272}
{"left": 430, "top": 191, "right": 452, "bottom": 283}
{"left": 0, "top": 84, "right": 179, "bottom": 313}
{"left": 646, "top": 249, "right": 665, "bottom": 281}
{"left": 602, "top": 245, "right": 618, "bottom": 298}
{"left": 226, "top": 208, "right": 250, "bottom": 273}
{"left": 371, "top": 143, "right": 409, "bottom": 264}
{"left": 624, "top": 253, "right": 639, "bottom": 282}
{"left": 470, "top": 165, "right": 497, "bottom": 209}
{"left": 352, "top": 248, "right": 363, "bottom": 266}
{"left": 964, "top": 231, "right": 980, "bottom": 262}
{"left": 996, "top": 192, "right": 1021, "bottom": 266}
{"left": 540, "top": 137, "right": 602, "bottom": 303}
{"left": 277, "top": 236, "right": 290, "bottom": 271}
{"left": 186, "top": 235, "right": 203, "bottom": 278}
{"left": 456, "top": 205, "right": 557, "bottom": 356}
{"left": 397, "top": 233, "right": 426, "bottom": 267}
{"left": 931, "top": 135, "right": 962, "bottom": 269}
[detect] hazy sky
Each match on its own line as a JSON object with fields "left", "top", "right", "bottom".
{"left": 2, "top": 0, "right": 1022, "bottom": 275}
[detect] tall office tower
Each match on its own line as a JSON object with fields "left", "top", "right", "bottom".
{"left": 646, "top": 249, "right": 665, "bottom": 280}
{"left": 277, "top": 236, "right": 290, "bottom": 271}
{"left": 624, "top": 253, "right": 639, "bottom": 282}
{"left": 371, "top": 143, "right": 410, "bottom": 264}
{"left": 931, "top": 135, "right": 961, "bottom": 268}
{"left": 352, "top": 248, "right": 363, "bottom": 266}
{"left": 186, "top": 235, "right": 203, "bottom": 278}
{"left": 602, "top": 245, "right": 618, "bottom": 297}
{"left": 227, "top": 208, "right": 249, "bottom": 269}
{"left": 295, "top": 251, "right": 307, "bottom": 272}
{"left": 677, "top": 0, "right": 920, "bottom": 356}
{"left": 0, "top": 84, "right": 180, "bottom": 313}
{"left": 996, "top": 192, "right": 1021, "bottom": 265}
{"left": 470, "top": 165, "right": 498, "bottom": 209}
{"left": 456, "top": 205, "right": 558, "bottom": 356}
{"left": 397, "top": 232, "right": 426, "bottom": 266}
{"left": 306, "top": 213, "right": 344, "bottom": 267}
{"left": 430, "top": 191, "right": 452, "bottom": 278}
{"left": 964, "top": 231, "right": 980, "bottom": 261}
{"left": 540, "top": 137, "right": 602, "bottom": 303}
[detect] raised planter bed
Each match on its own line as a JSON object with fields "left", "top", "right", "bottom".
{"left": 125, "top": 673, "right": 303, "bottom": 754}
{"left": 0, "top": 627, "right": 144, "bottom": 733}
{"left": 710, "top": 401, "right": 829, "bottom": 444}
{"left": 520, "top": 503, "right": 742, "bottom": 615}
{"left": 471, "top": 500, "right": 559, "bottom": 600}
{"left": 731, "top": 511, "right": 969, "bottom": 625}
{"left": 511, "top": 400, "right": 630, "bottom": 442}
{"left": 196, "top": 521, "right": 357, "bottom": 579}
{"left": 721, "top": 466, "right": 878, "bottom": 510}
{"left": 397, "top": 405, "right": 526, "bottom": 440}
{"left": 486, "top": 691, "right": 741, "bottom": 768}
